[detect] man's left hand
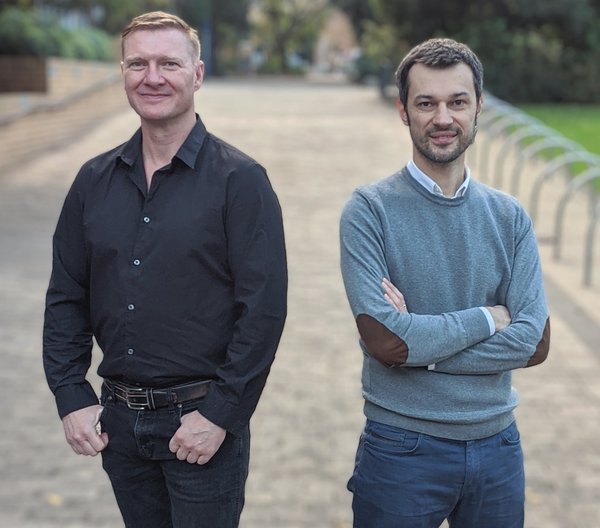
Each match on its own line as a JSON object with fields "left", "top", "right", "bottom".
{"left": 169, "top": 411, "right": 226, "bottom": 465}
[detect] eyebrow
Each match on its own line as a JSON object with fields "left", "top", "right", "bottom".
{"left": 123, "top": 56, "right": 145, "bottom": 64}
{"left": 413, "top": 91, "right": 471, "bottom": 101}
{"left": 123, "top": 55, "right": 183, "bottom": 64}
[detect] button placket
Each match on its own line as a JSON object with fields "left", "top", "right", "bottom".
{"left": 124, "top": 210, "right": 152, "bottom": 365}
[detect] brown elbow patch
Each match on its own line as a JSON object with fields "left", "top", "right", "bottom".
{"left": 356, "top": 314, "right": 409, "bottom": 367}
{"left": 527, "top": 318, "right": 550, "bottom": 367}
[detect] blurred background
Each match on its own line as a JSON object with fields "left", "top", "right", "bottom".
{"left": 1, "top": 2, "right": 599, "bottom": 527}
{"left": 1, "top": 0, "right": 599, "bottom": 101}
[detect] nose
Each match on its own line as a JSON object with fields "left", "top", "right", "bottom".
{"left": 144, "top": 63, "right": 164, "bottom": 84}
{"left": 432, "top": 104, "right": 453, "bottom": 127}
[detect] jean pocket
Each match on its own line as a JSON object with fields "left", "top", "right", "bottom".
{"left": 500, "top": 423, "right": 521, "bottom": 446}
{"left": 175, "top": 399, "right": 204, "bottom": 421}
{"left": 95, "top": 402, "right": 110, "bottom": 436}
{"left": 365, "top": 421, "right": 421, "bottom": 455}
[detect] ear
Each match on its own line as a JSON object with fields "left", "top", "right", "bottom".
{"left": 476, "top": 94, "right": 484, "bottom": 117}
{"left": 194, "top": 60, "right": 205, "bottom": 91}
{"left": 396, "top": 98, "right": 409, "bottom": 126}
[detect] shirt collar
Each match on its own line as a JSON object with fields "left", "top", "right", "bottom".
{"left": 175, "top": 117, "right": 208, "bottom": 168}
{"left": 118, "top": 115, "right": 208, "bottom": 169}
{"left": 407, "top": 159, "right": 471, "bottom": 199}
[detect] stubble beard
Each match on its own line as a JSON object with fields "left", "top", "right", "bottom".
{"left": 410, "top": 116, "right": 479, "bottom": 165}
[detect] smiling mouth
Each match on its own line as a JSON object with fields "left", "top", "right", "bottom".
{"left": 429, "top": 128, "right": 459, "bottom": 144}
{"left": 140, "top": 93, "right": 170, "bottom": 100}
{"left": 430, "top": 134, "right": 456, "bottom": 146}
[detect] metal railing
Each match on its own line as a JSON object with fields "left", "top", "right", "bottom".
{"left": 473, "top": 93, "right": 600, "bottom": 286}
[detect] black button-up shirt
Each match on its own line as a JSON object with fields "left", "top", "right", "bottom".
{"left": 43, "top": 118, "right": 287, "bottom": 434}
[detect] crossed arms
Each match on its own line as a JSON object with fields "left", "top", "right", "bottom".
{"left": 340, "top": 193, "right": 550, "bottom": 375}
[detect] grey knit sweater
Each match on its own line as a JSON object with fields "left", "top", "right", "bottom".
{"left": 340, "top": 167, "right": 550, "bottom": 440}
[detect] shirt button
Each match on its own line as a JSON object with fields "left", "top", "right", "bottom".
{"left": 133, "top": 259, "right": 141, "bottom": 266}
{"left": 127, "top": 348, "right": 134, "bottom": 355}
{"left": 128, "top": 304, "right": 135, "bottom": 311}
{"left": 143, "top": 217, "right": 150, "bottom": 223}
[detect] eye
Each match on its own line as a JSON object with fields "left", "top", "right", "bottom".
{"left": 416, "top": 101, "right": 433, "bottom": 109}
{"left": 126, "top": 61, "right": 145, "bottom": 71}
{"left": 451, "top": 99, "right": 467, "bottom": 108}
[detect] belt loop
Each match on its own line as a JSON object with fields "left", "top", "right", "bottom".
{"left": 148, "top": 389, "right": 156, "bottom": 410}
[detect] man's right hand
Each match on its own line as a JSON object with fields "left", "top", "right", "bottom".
{"left": 485, "top": 305, "right": 511, "bottom": 333}
{"left": 62, "top": 404, "right": 108, "bottom": 456}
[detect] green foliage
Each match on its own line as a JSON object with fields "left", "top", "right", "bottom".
{"left": 0, "top": 7, "right": 114, "bottom": 60}
{"left": 335, "top": 0, "right": 600, "bottom": 103}
{"left": 0, "top": 7, "right": 47, "bottom": 55}
{"left": 328, "top": 0, "right": 376, "bottom": 38}
{"left": 96, "top": 0, "right": 172, "bottom": 34}
{"left": 0, "top": 0, "right": 174, "bottom": 34}
{"left": 175, "top": 0, "right": 252, "bottom": 75}
{"left": 60, "top": 25, "right": 114, "bottom": 60}
{"left": 251, "top": 0, "right": 328, "bottom": 74}
{"left": 462, "top": 22, "right": 566, "bottom": 102}
{"left": 0, "top": 0, "right": 253, "bottom": 73}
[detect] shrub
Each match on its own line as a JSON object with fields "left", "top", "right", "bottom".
{"left": 0, "top": 7, "right": 47, "bottom": 56}
{"left": 0, "top": 7, "right": 114, "bottom": 61}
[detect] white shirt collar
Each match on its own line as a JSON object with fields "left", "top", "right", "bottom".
{"left": 407, "top": 160, "right": 471, "bottom": 199}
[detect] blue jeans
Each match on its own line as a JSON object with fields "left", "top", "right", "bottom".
{"left": 348, "top": 420, "right": 524, "bottom": 528}
{"left": 99, "top": 391, "right": 250, "bottom": 528}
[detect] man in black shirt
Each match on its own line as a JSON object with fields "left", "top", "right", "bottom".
{"left": 43, "top": 11, "right": 287, "bottom": 527}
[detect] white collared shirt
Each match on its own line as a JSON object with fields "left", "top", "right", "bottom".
{"left": 407, "top": 159, "right": 471, "bottom": 199}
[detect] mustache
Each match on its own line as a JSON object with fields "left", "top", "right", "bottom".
{"left": 427, "top": 125, "right": 460, "bottom": 135}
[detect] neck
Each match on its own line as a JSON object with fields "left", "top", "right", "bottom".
{"left": 413, "top": 154, "right": 466, "bottom": 197}
{"left": 140, "top": 113, "right": 196, "bottom": 191}
{"left": 141, "top": 113, "right": 196, "bottom": 168}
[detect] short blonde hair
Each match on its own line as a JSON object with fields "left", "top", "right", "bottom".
{"left": 121, "top": 11, "right": 201, "bottom": 60}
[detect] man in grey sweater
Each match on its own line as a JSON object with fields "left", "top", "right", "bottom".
{"left": 340, "top": 38, "right": 550, "bottom": 528}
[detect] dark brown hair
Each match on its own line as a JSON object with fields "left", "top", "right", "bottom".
{"left": 395, "top": 38, "right": 483, "bottom": 106}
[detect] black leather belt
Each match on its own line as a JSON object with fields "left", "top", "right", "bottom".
{"left": 103, "top": 379, "right": 210, "bottom": 410}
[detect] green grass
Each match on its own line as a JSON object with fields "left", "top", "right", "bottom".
{"left": 518, "top": 104, "right": 600, "bottom": 156}
{"left": 518, "top": 104, "right": 600, "bottom": 191}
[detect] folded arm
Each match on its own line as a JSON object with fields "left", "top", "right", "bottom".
{"left": 340, "top": 193, "right": 493, "bottom": 368}
{"left": 432, "top": 214, "right": 549, "bottom": 374}
{"left": 380, "top": 224, "right": 550, "bottom": 374}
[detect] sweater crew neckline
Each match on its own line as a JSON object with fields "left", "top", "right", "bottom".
{"left": 400, "top": 166, "right": 470, "bottom": 207}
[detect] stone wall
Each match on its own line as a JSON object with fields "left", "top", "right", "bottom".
{"left": 0, "top": 56, "right": 47, "bottom": 93}
{"left": 0, "top": 58, "right": 127, "bottom": 173}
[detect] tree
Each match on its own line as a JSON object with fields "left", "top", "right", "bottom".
{"left": 10, "top": 0, "right": 175, "bottom": 34}
{"left": 175, "top": 0, "right": 251, "bottom": 75}
{"left": 334, "top": 0, "right": 600, "bottom": 102}
{"left": 251, "top": 0, "right": 328, "bottom": 73}
{"left": 328, "top": 0, "right": 376, "bottom": 38}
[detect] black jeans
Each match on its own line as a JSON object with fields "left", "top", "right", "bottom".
{"left": 99, "top": 390, "right": 250, "bottom": 528}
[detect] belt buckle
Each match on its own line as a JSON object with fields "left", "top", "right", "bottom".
{"left": 123, "top": 386, "right": 154, "bottom": 410}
